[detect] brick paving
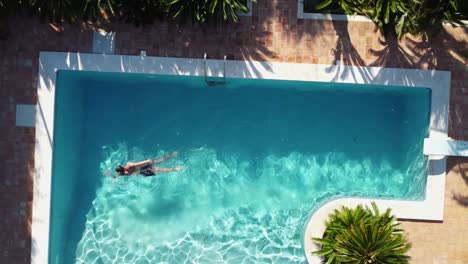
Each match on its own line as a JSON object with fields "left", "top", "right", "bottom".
{"left": 401, "top": 158, "right": 468, "bottom": 264}
{"left": 0, "top": 17, "right": 93, "bottom": 264}
{"left": 0, "top": 0, "right": 467, "bottom": 263}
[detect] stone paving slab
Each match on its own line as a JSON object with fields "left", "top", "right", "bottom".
{"left": 0, "top": 0, "right": 467, "bottom": 263}
{"left": 401, "top": 157, "right": 468, "bottom": 264}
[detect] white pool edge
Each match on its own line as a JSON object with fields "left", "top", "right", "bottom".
{"left": 32, "top": 52, "right": 451, "bottom": 264}
{"left": 304, "top": 155, "right": 446, "bottom": 263}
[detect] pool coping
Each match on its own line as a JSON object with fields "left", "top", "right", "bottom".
{"left": 304, "top": 155, "right": 446, "bottom": 263}
{"left": 33, "top": 52, "right": 451, "bottom": 264}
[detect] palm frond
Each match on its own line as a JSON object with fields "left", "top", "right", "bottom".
{"left": 312, "top": 202, "right": 411, "bottom": 264}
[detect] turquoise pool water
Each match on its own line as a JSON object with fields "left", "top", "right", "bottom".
{"left": 50, "top": 71, "right": 430, "bottom": 264}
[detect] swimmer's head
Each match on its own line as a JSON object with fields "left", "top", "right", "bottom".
{"left": 115, "top": 165, "right": 125, "bottom": 174}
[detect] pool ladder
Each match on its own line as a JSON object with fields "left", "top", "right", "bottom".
{"left": 204, "top": 53, "right": 227, "bottom": 86}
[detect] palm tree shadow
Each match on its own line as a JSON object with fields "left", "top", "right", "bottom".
{"left": 325, "top": 20, "right": 373, "bottom": 82}
{"left": 367, "top": 27, "right": 468, "bottom": 208}
{"left": 326, "top": 22, "right": 468, "bottom": 208}
{"left": 449, "top": 157, "right": 468, "bottom": 207}
{"left": 452, "top": 192, "right": 468, "bottom": 207}
{"left": 369, "top": 36, "right": 415, "bottom": 68}
{"left": 368, "top": 27, "right": 467, "bottom": 72}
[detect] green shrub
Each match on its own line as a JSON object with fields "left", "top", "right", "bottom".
{"left": 15, "top": 0, "right": 109, "bottom": 23}
{"left": 162, "top": 0, "right": 250, "bottom": 23}
{"left": 312, "top": 202, "right": 411, "bottom": 264}
{"left": 113, "top": 0, "right": 165, "bottom": 26}
{"left": 316, "top": 0, "right": 467, "bottom": 38}
{"left": 410, "top": 0, "right": 467, "bottom": 36}
{"left": 0, "top": 0, "right": 252, "bottom": 26}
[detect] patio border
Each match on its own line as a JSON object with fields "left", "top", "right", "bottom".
{"left": 33, "top": 52, "right": 451, "bottom": 264}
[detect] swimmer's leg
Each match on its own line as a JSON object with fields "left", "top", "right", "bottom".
{"left": 152, "top": 166, "right": 184, "bottom": 175}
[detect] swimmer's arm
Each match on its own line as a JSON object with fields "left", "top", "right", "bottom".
{"left": 127, "top": 151, "right": 178, "bottom": 168}
{"left": 127, "top": 159, "right": 153, "bottom": 168}
{"left": 103, "top": 171, "right": 119, "bottom": 179}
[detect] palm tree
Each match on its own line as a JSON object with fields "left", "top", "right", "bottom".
{"left": 312, "top": 203, "right": 411, "bottom": 264}
{"left": 2, "top": 0, "right": 255, "bottom": 30}
{"left": 411, "top": 0, "right": 467, "bottom": 36}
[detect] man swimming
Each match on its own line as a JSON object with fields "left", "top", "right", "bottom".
{"left": 112, "top": 151, "right": 183, "bottom": 178}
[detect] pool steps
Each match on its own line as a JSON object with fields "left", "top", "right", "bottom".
{"left": 204, "top": 53, "right": 227, "bottom": 86}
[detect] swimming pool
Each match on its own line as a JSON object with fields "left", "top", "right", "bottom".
{"left": 48, "top": 70, "right": 430, "bottom": 263}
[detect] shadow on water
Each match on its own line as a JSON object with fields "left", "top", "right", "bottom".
{"left": 61, "top": 180, "right": 98, "bottom": 263}
{"left": 127, "top": 194, "right": 184, "bottom": 220}
{"left": 74, "top": 69, "right": 430, "bottom": 172}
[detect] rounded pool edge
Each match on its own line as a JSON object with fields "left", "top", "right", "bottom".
{"left": 303, "top": 198, "right": 394, "bottom": 263}
{"left": 303, "top": 156, "right": 446, "bottom": 263}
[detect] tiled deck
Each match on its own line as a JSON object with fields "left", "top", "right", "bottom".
{"left": 0, "top": 0, "right": 467, "bottom": 263}
{"left": 400, "top": 157, "right": 468, "bottom": 264}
